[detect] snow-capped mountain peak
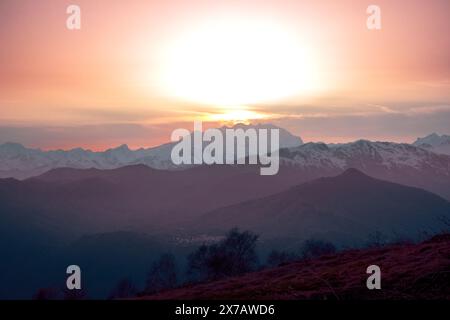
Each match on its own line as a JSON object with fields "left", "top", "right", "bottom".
{"left": 219, "top": 122, "right": 303, "bottom": 148}
{"left": 0, "top": 142, "right": 28, "bottom": 154}
{"left": 2, "top": 126, "right": 450, "bottom": 186}
{"left": 281, "top": 139, "right": 450, "bottom": 174}
{"left": 413, "top": 133, "right": 450, "bottom": 155}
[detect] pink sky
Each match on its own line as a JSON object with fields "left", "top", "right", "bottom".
{"left": 0, "top": 0, "right": 449, "bottom": 149}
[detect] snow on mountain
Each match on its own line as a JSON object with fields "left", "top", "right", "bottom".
{"left": 0, "top": 123, "right": 303, "bottom": 179}
{"left": 128, "top": 142, "right": 181, "bottom": 170}
{"left": 2, "top": 124, "right": 450, "bottom": 189}
{"left": 213, "top": 123, "right": 303, "bottom": 163}
{"left": 413, "top": 133, "right": 450, "bottom": 155}
{"left": 280, "top": 139, "right": 450, "bottom": 176}
{"left": 279, "top": 140, "right": 450, "bottom": 200}
{"left": 219, "top": 123, "right": 303, "bottom": 148}
{"left": 0, "top": 142, "right": 173, "bottom": 179}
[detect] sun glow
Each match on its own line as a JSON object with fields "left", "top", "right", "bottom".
{"left": 206, "top": 108, "right": 269, "bottom": 124}
{"left": 161, "top": 16, "right": 323, "bottom": 107}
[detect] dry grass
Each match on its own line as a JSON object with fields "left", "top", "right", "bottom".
{"left": 140, "top": 234, "right": 450, "bottom": 300}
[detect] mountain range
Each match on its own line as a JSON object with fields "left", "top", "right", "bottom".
{"left": 1, "top": 124, "right": 450, "bottom": 298}
{"left": 0, "top": 164, "right": 318, "bottom": 243}
{"left": 2, "top": 125, "right": 448, "bottom": 182}
{"left": 1, "top": 164, "right": 449, "bottom": 247}
{"left": 0, "top": 123, "right": 302, "bottom": 179}
{"left": 280, "top": 140, "right": 450, "bottom": 200}
{"left": 194, "top": 169, "right": 450, "bottom": 246}
{"left": 1, "top": 164, "right": 449, "bottom": 298}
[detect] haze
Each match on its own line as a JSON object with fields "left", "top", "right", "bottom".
{"left": 0, "top": 0, "right": 449, "bottom": 149}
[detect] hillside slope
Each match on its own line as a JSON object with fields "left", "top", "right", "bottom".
{"left": 195, "top": 169, "right": 450, "bottom": 244}
{"left": 282, "top": 140, "right": 450, "bottom": 200}
{"left": 0, "top": 164, "right": 320, "bottom": 241}
{"left": 140, "top": 234, "right": 450, "bottom": 300}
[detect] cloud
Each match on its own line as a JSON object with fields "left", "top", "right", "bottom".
{"left": 408, "top": 104, "right": 450, "bottom": 115}
{"left": 1, "top": 104, "right": 449, "bottom": 149}
{"left": 271, "top": 105, "right": 450, "bottom": 143}
{"left": 0, "top": 123, "right": 173, "bottom": 150}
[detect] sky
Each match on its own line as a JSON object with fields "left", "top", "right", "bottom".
{"left": 0, "top": 0, "right": 449, "bottom": 150}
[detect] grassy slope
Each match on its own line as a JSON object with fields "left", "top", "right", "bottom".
{"left": 140, "top": 234, "right": 450, "bottom": 300}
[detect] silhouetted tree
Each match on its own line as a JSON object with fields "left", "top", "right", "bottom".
{"left": 108, "top": 278, "right": 137, "bottom": 299}
{"left": 187, "top": 228, "right": 259, "bottom": 281}
{"left": 300, "top": 239, "right": 336, "bottom": 259}
{"left": 266, "top": 250, "right": 298, "bottom": 268}
{"left": 145, "top": 253, "right": 177, "bottom": 294}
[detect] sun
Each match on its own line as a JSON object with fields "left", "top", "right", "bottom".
{"left": 160, "top": 16, "right": 322, "bottom": 107}
{"left": 206, "top": 108, "right": 269, "bottom": 125}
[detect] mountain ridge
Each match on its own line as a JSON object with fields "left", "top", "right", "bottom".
{"left": 194, "top": 168, "right": 450, "bottom": 245}
{"left": 2, "top": 125, "right": 450, "bottom": 200}
{"left": 0, "top": 123, "right": 302, "bottom": 179}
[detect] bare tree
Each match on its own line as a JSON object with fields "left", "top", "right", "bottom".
{"left": 145, "top": 253, "right": 177, "bottom": 294}
{"left": 187, "top": 228, "right": 259, "bottom": 281}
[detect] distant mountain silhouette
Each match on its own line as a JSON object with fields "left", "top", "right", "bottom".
{"left": 1, "top": 164, "right": 449, "bottom": 246}
{"left": 195, "top": 169, "right": 450, "bottom": 245}
{"left": 280, "top": 140, "right": 450, "bottom": 200}
{"left": 0, "top": 164, "right": 321, "bottom": 242}
{"left": 2, "top": 125, "right": 450, "bottom": 201}
{"left": 1, "top": 165, "right": 449, "bottom": 298}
